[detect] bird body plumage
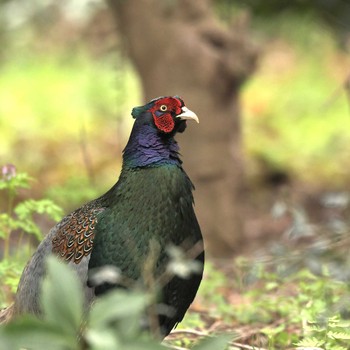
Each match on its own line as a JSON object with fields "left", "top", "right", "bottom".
{"left": 12, "top": 96, "right": 204, "bottom": 337}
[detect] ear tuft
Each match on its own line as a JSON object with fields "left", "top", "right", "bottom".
{"left": 131, "top": 106, "right": 145, "bottom": 119}
{"left": 132, "top": 99, "right": 160, "bottom": 119}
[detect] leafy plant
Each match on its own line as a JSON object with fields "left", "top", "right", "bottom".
{"left": 0, "top": 256, "right": 230, "bottom": 350}
{"left": 0, "top": 164, "right": 63, "bottom": 304}
{"left": 182, "top": 193, "right": 350, "bottom": 349}
{"left": 296, "top": 316, "right": 350, "bottom": 350}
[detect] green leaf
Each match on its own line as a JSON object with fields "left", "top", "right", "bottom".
{"left": 41, "top": 256, "right": 84, "bottom": 337}
{"left": 294, "top": 336, "right": 324, "bottom": 347}
{"left": 14, "top": 199, "right": 63, "bottom": 239}
{"left": 261, "top": 323, "right": 285, "bottom": 336}
{"left": 0, "top": 315, "right": 77, "bottom": 350}
{"left": 328, "top": 346, "right": 348, "bottom": 350}
{"left": 328, "top": 318, "right": 350, "bottom": 328}
{"left": 0, "top": 328, "right": 12, "bottom": 350}
{"left": 327, "top": 330, "right": 350, "bottom": 340}
{"left": 3, "top": 173, "right": 32, "bottom": 191}
{"left": 89, "top": 290, "right": 149, "bottom": 329}
{"left": 86, "top": 328, "right": 121, "bottom": 350}
{"left": 335, "top": 321, "right": 350, "bottom": 328}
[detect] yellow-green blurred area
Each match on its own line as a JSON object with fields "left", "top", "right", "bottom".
{"left": 243, "top": 14, "right": 350, "bottom": 186}
{"left": 1, "top": 3, "right": 350, "bottom": 347}
{"left": 0, "top": 2, "right": 349, "bottom": 211}
{"left": 0, "top": 50, "right": 140, "bottom": 207}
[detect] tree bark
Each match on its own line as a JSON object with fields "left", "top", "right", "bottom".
{"left": 107, "top": 0, "right": 257, "bottom": 256}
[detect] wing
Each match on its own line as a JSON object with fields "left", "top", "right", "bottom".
{"left": 13, "top": 203, "right": 106, "bottom": 316}
{"left": 51, "top": 206, "right": 105, "bottom": 264}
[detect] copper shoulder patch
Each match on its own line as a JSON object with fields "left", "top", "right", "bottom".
{"left": 52, "top": 207, "right": 104, "bottom": 264}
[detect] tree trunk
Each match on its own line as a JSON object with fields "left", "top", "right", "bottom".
{"left": 107, "top": 0, "right": 257, "bottom": 256}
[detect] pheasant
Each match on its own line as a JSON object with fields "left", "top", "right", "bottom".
{"left": 11, "top": 96, "right": 204, "bottom": 337}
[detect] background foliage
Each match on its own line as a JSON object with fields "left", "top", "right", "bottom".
{"left": 0, "top": 0, "right": 350, "bottom": 349}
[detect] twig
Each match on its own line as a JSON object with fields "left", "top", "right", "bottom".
{"left": 167, "top": 329, "right": 269, "bottom": 350}
{"left": 232, "top": 323, "right": 266, "bottom": 341}
{"left": 230, "top": 341, "right": 267, "bottom": 350}
{"left": 165, "top": 345, "right": 188, "bottom": 350}
{"left": 207, "top": 319, "right": 225, "bottom": 333}
{"left": 169, "top": 329, "right": 208, "bottom": 337}
{"left": 166, "top": 332, "right": 267, "bottom": 350}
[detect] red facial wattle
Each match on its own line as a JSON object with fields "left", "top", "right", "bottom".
{"left": 150, "top": 97, "right": 183, "bottom": 133}
{"left": 153, "top": 113, "right": 175, "bottom": 133}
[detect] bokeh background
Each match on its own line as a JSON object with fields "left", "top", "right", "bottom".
{"left": 2, "top": 1, "right": 350, "bottom": 348}
{"left": 1, "top": 0, "right": 350, "bottom": 257}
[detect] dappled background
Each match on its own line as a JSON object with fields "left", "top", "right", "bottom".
{"left": 1, "top": 0, "right": 349, "bottom": 252}
{"left": 1, "top": 0, "right": 350, "bottom": 348}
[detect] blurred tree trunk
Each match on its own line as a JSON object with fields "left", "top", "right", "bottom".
{"left": 107, "top": 0, "right": 257, "bottom": 256}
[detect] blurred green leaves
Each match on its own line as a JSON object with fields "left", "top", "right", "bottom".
{"left": 41, "top": 257, "right": 83, "bottom": 337}
{"left": 14, "top": 199, "right": 63, "bottom": 240}
{"left": 0, "top": 166, "right": 63, "bottom": 302}
{"left": 0, "top": 51, "right": 140, "bottom": 207}
{"left": 0, "top": 256, "right": 230, "bottom": 350}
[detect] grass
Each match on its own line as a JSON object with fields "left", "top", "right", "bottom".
{"left": 167, "top": 256, "right": 350, "bottom": 349}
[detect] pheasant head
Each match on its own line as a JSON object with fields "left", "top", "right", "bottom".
{"left": 124, "top": 96, "right": 199, "bottom": 167}
{"left": 131, "top": 96, "right": 199, "bottom": 134}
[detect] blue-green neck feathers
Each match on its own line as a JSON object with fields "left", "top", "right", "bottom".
{"left": 123, "top": 115, "right": 182, "bottom": 168}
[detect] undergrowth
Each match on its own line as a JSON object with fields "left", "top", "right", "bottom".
{"left": 0, "top": 164, "right": 62, "bottom": 306}
{"left": 2, "top": 164, "right": 350, "bottom": 349}
{"left": 173, "top": 194, "right": 350, "bottom": 349}
{"left": 0, "top": 164, "right": 229, "bottom": 349}
{"left": 0, "top": 256, "right": 231, "bottom": 350}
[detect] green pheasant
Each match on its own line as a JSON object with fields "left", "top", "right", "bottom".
{"left": 12, "top": 96, "right": 204, "bottom": 337}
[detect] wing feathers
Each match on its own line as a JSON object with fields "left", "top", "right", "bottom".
{"left": 52, "top": 207, "right": 104, "bottom": 264}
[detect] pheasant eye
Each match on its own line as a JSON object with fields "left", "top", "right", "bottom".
{"left": 159, "top": 105, "right": 167, "bottom": 112}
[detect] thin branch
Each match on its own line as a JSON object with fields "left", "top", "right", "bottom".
{"left": 167, "top": 331, "right": 268, "bottom": 350}
{"left": 165, "top": 345, "right": 189, "bottom": 350}
{"left": 207, "top": 319, "right": 225, "bottom": 333}
{"left": 169, "top": 329, "right": 208, "bottom": 337}
{"left": 230, "top": 341, "right": 267, "bottom": 350}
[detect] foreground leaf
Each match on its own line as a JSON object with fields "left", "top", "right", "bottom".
{"left": 41, "top": 256, "right": 84, "bottom": 337}
{"left": 0, "top": 315, "right": 77, "bottom": 350}
{"left": 89, "top": 290, "right": 149, "bottom": 329}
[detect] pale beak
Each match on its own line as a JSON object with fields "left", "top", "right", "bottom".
{"left": 177, "top": 106, "right": 199, "bottom": 123}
